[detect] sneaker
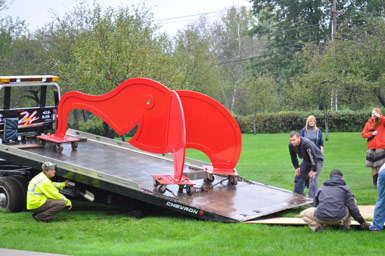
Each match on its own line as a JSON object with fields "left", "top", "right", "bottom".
{"left": 316, "top": 225, "right": 325, "bottom": 232}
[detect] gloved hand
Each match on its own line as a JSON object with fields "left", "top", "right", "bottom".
{"left": 360, "top": 221, "right": 371, "bottom": 230}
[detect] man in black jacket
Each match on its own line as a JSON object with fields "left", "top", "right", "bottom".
{"left": 300, "top": 169, "right": 371, "bottom": 231}
{"left": 289, "top": 131, "right": 324, "bottom": 197}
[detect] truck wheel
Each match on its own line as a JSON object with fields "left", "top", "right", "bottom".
{"left": 0, "top": 177, "right": 19, "bottom": 212}
{"left": 8, "top": 176, "right": 27, "bottom": 211}
{"left": 228, "top": 175, "right": 238, "bottom": 185}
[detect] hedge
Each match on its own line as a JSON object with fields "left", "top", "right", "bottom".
{"left": 234, "top": 111, "right": 371, "bottom": 134}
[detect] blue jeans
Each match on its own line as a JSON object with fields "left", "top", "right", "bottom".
{"left": 370, "top": 165, "right": 385, "bottom": 231}
{"left": 294, "top": 160, "right": 323, "bottom": 197}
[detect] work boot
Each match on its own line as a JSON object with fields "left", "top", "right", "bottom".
{"left": 373, "top": 173, "right": 378, "bottom": 187}
{"left": 32, "top": 213, "right": 39, "bottom": 222}
{"left": 360, "top": 221, "right": 371, "bottom": 230}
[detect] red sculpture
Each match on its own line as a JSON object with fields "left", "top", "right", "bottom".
{"left": 38, "top": 78, "right": 242, "bottom": 190}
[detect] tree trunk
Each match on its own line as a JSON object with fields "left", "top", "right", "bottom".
{"left": 230, "top": 83, "right": 237, "bottom": 114}
{"left": 102, "top": 121, "right": 113, "bottom": 138}
{"left": 73, "top": 109, "right": 79, "bottom": 130}
{"left": 374, "top": 87, "right": 385, "bottom": 107}
{"left": 323, "top": 108, "right": 329, "bottom": 141}
{"left": 82, "top": 110, "right": 92, "bottom": 122}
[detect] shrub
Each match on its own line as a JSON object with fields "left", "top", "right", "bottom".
{"left": 77, "top": 117, "right": 138, "bottom": 137}
{"left": 235, "top": 111, "right": 370, "bottom": 134}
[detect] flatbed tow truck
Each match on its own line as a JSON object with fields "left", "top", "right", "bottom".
{"left": 0, "top": 75, "right": 311, "bottom": 222}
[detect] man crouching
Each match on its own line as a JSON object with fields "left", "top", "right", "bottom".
{"left": 301, "top": 169, "right": 370, "bottom": 232}
{"left": 27, "top": 162, "right": 72, "bottom": 222}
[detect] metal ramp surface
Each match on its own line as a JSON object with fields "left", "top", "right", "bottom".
{"left": 1, "top": 129, "right": 312, "bottom": 222}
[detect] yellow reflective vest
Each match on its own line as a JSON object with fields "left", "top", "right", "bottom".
{"left": 27, "top": 172, "right": 71, "bottom": 210}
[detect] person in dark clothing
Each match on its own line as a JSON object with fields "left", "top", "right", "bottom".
{"left": 289, "top": 131, "right": 324, "bottom": 197}
{"left": 301, "top": 169, "right": 371, "bottom": 232}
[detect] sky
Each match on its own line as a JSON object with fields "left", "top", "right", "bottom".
{"left": 0, "top": 0, "right": 253, "bottom": 35}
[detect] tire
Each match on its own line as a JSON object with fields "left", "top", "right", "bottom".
{"left": 205, "top": 174, "right": 215, "bottom": 183}
{"left": 228, "top": 175, "right": 238, "bottom": 185}
{"left": 8, "top": 176, "right": 27, "bottom": 211}
{"left": 71, "top": 141, "right": 78, "bottom": 150}
{"left": 186, "top": 185, "right": 195, "bottom": 195}
{"left": 54, "top": 143, "right": 64, "bottom": 153}
{"left": 156, "top": 184, "right": 167, "bottom": 194}
{"left": 0, "top": 177, "right": 19, "bottom": 212}
{"left": 38, "top": 139, "right": 46, "bottom": 146}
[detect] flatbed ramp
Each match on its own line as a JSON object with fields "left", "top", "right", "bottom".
{"left": 0, "top": 129, "right": 311, "bottom": 222}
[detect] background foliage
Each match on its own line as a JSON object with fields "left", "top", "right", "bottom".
{"left": 0, "top": 1, "right": 384, "bottom": 137}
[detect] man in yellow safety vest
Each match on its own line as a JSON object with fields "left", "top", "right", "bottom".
{"left": 27, "top": 162, "right": 72, "bottom": 222}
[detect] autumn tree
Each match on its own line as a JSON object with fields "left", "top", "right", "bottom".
{"left": 240, "top": 74, "right": 278, "bottom": 133}
{"left": 211, "top": 6, "right": 262, "bottom": 113}
{"left": 172, "top": 16, "right": 221, "bottom": 97}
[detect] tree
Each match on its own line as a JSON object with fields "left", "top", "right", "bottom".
{"left": 290, "top": 17, "right": 385, "bottom": 139}
{"left": 40, "top": 4, "right": 179, "bottom": 136}
{"left": 240, "top": 74, "right": 278, "bottom": 134}
{"left": 344, "top": 18, "right": 385, "bottom": 107}
{"left": 249, "top": 0, "right": 385, "bottom": 106}
{"left": 172, "top": 16, "right": 221, "bottom": 96}
{"left": 0, "top": 13, "right": 27, "bottom": 74}
{"left": 210, "top": 6, "right": 263, "bottom": 113}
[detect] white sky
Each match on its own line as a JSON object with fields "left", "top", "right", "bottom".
{"left": 0, "top": 0, "right": 253, "bottom": 35}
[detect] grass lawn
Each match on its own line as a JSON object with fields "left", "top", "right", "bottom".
{"left": 1, "top": 132, "right": 384, "bottom": 255}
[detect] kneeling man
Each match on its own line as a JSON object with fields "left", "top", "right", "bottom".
{"left": 301, "top": 169, "right": 370, "bottom": 231}
{"left": 27, "top": 162, "right": 72, "bottom": 222}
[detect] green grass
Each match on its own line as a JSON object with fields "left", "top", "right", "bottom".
{"left": 1, "top": 132, "right": 385, "bottom": 255}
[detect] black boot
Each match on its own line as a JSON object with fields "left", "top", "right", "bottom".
{"left": 373, "top": 173, "right": 378, "bottom": 187}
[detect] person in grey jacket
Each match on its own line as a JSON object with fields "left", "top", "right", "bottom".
{"left": 289, "top": 131, "right": 324, "bottom": 197}
{"left": 301, "top": 169, "right": 371, "bottom": 232}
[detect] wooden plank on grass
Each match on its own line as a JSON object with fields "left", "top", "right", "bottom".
{"left": 244, "top": 217, "right": 363, "bottom": 226}
{"left": 244, "top": 206, "right": 376, "bottom": 225}
{"left": 358, "top": 205, "right": 375, "bottom": 219}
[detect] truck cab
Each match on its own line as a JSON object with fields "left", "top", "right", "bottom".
{"left": 0, "top": 75, "right": 60, "bottom": 143}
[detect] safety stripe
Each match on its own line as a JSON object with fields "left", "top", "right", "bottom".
{"left": 31, "top": 176, "right": 48, "bottom": 194}
{"left": 54, "top": 182, "right": 60, "bottom": 188}
{"left": 27, "top": 189, "right": 43, "bottom": 197}
{"left": 61, "top": 195, "right": 67, "bottom": 202}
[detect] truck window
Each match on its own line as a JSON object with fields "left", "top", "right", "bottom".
{"left": 0, "top": 85, "right": 57, "bottom": 110}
